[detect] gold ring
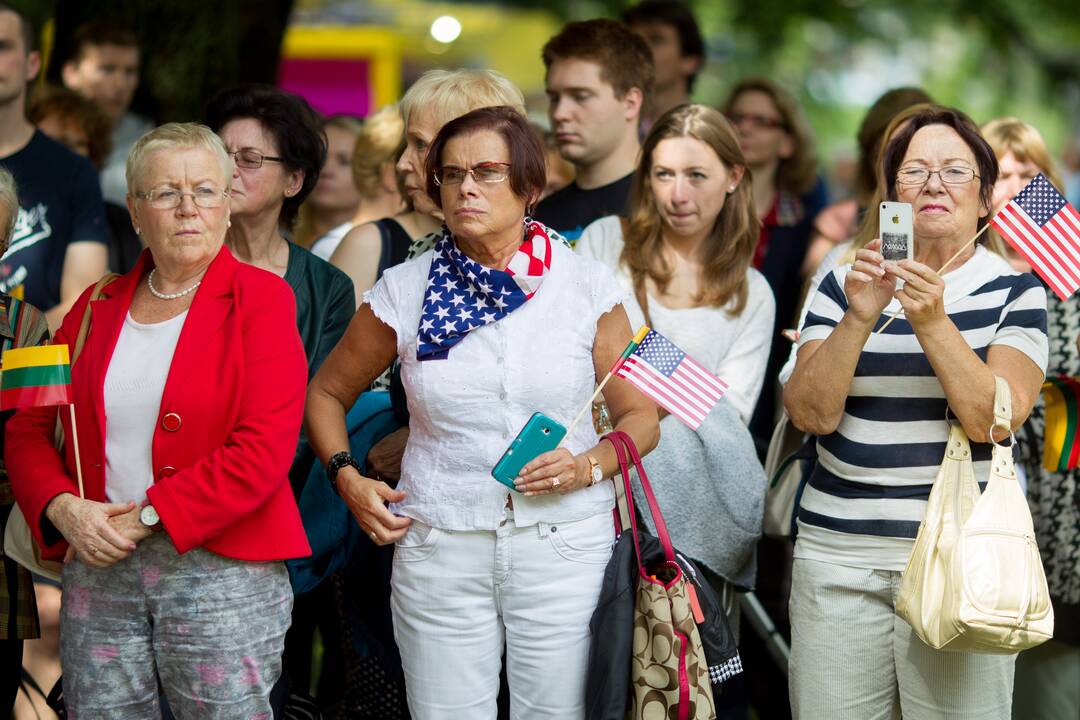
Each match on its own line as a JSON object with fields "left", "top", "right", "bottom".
{"left": 552, "top": 476, "right": 561, "bottom": 488}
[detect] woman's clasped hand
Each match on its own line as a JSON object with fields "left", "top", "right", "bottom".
{"left": 514, "top": 447, "right": 591, "bottom": 496}
{"left": 847, "top": 236, "right": 946, "bottom": 327}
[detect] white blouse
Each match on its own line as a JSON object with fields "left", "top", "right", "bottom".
{"left": 364, "top": 238, "right": 626, "bottom": 531}
{"left": 103, "top": 310, "right": 187, "bottom": 504}
{"left": 577, "top": 215, "right": 775, "bottom": 423}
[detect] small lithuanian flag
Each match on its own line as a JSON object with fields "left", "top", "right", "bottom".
{"left": 1041, "top": 375, "right": 1080, "bottom": 472}
{"left": 0, "top": 345, "right": 74, "bottom": 410}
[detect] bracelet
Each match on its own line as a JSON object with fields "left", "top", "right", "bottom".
{"left": 326, "top": 451, "right": 361, "bottom": 496}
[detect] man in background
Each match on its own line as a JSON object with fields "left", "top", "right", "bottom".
{"left": 535, "top": 19, "right": 654, "bottom": 243}
{"left": 623, "top": 0, "right": 705, "bottom": 130}
{"left": 0, "top": 4, "right": 108, "bottom": 330}
{"left": 62, "top": 22, "right": 153, "bottom": 205}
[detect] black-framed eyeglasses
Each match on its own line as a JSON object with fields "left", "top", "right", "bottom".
{"left": 434, "top": 162, "right": 512, "bottom": 186}
{"left": 896, "top": 166, "right": 980, "bottom": 186}
{"left": 725, "top": 112, "right": 788, "bottom": 131}
{"left": 134, "top": 186, "right": 229, "bottom": 210}
{"left": 230, "top": 148, "right": 284, "bottom": 170}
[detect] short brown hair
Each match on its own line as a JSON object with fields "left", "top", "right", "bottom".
{"left": 424, "top": 106, "right": 546, "bottom": 213}
{"left": 542, "top": 19, "right": 655, "bottom": 99}
{"left": 69, "top": 21, "right": 138, "bottom": 62}
{"left": 882, "top": 106, "right": 998, "bottom": 227}
{"left": 724, "top": 77, "right": 818, "bottom": 195}
{"left": 27, "top": 84, "right": 112, "bottom": 168}
{"left": 625, "top": 104, "right": 759, "bottom": 316}
{"left": 854, "top": 87, "right": 933, "bottom": 202}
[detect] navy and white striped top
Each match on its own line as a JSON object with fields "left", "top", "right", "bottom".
{"left": 794, "top": 247, "right": 1048, "bottom": 570}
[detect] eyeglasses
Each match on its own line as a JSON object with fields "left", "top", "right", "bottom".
{"left": 434, "top": 162, "right": 511, "bottom": 186}
{"left": 134, "top": 187, "right": 229, "bottom": 210}
{"left": 896, "top": 166, "right": 980, "bottom": 186}
{"left": 725, "top": 112, "right": 788, "bottom": 131}
{"left": 230, "top": 148, "right": 284, "bottom": 170}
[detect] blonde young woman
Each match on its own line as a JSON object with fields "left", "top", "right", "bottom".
{"left": 311, "top": 107, "right": 405, "bottom": 262}
{"left": 576, "top": 105, "right": 771, "bottom": 658}
{"left": 981, "top": 117, "right": 1065, "bottom": 273}
{"left": 295, "top": 114, "right": 365, "bottom": 252}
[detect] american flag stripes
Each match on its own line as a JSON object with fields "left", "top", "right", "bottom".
{"left": 614, "top": 329, "right": 728, "bottom": 429}
{"left": 990, "top": 174, "right": 1080, "bottom": 300}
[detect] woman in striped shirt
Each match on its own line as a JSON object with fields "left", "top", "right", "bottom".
{"left": 784, "top": 106, "right": 1048, "bottom": 718}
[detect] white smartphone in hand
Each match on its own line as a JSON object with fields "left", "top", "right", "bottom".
{"left": 879, "top": 201, "right": 913, "bottom": 288}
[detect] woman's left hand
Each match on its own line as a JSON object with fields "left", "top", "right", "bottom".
{"left": 515, "top": 449, "right": 589, "bottom": 496}
{"left": 885, "top": 259, "right": 946, "bottom": 327}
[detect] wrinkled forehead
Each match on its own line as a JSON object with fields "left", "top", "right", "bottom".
{"left": 903, "top": 124, "right": 978, "bottom": 166}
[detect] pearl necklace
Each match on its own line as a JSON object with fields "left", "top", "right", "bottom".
{"left": 147, "top": 269, "right": 201, "bottom": 300}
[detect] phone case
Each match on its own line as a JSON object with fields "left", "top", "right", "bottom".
{"left": 491, "top": 413, "right": 567, "bottom": 491}
{"left": 879, "top": 202, "right": 914, "bottom": 262}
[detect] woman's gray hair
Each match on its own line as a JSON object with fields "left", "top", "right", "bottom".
{"left": 126, "top": 122, "right": 233, "bottom": 194}
{"left": 0, "top": 166, "right": 18, "bottom": 254}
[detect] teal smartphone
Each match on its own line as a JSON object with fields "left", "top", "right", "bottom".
{"left": 491, "top": 413, "right": 567, "bottom": 491}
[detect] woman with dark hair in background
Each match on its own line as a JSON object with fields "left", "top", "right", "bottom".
{"left": 722, "top": 77, "right": 827, "bottom": 452}
{"left": 205, "top": 84, "right": 355, "bottom": 700}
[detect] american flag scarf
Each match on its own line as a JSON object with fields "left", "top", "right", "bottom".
{"left": 417, "top": 217, "right": 554, "bottom": 360}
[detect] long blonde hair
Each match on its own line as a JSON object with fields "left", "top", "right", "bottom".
{"left": 981, "top": 117, "right": 1064, "bottom": 262}
{"left": 622, "top": 104, "right": 760, "bottom": 317}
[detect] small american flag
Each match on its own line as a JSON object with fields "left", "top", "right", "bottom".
{"left": 615, "top": 329, "right": 728, "bottom": 429}
{"left": 990, "top": 173, "right": 1080, "bottom": 300}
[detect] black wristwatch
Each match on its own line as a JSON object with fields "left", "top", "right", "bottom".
{"left": 326, "top": 451, "right": 361, "bottom": 496}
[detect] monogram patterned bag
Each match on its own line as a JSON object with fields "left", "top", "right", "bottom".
{"left": 591, "top": 430, "right": 722, "bottom": 720}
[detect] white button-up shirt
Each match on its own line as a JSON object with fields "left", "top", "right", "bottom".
{"left": 365, "top": 239, "right": 626, "bottom": 530}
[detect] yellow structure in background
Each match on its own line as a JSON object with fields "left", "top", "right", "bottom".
{"left": 281, "top": 26, "right": 403, "bottom": 110}
{"left": 284, "top": 1, "right": 561, "bottom": 113}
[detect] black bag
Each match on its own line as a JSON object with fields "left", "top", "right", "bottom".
{"left": 585, "top": 431, "right": 742, "bottom": 720}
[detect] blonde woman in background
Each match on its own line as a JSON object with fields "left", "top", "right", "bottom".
{"left": 295, "top": 114, "right": 365, "bottom": 252}
{"left": 989, "top": 116, "right": 1080, "bottom": 720}
{"left": 981, "top": 117, "right": 1065, "bottom": 272}
{"left": 312, "top": 107, "right": 405, "bottom": 261}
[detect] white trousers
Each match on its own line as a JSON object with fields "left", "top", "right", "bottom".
{"left": 390, "top": 511, "right": 613, "bottom": 720}
{"left": 788, "top": 557, "right": 1015, "bottom": 720}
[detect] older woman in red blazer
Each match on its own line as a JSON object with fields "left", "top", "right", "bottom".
{"left": 5, "top": 122, "right": 309, "bottom": 717}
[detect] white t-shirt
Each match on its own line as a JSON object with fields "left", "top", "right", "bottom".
{"left": 576, "top": 215, "right": 776, "bottom": 423}
{"left": 103, "top": 310, "right": 187, "bottom": 504}
{"left": 364, "top": 237, "right": 626, "bottom": 531}
{"left": 310, "top": 222, "right": 354, "bottom": 261}
{"left": 778, "top": 241, "right": 849, "bottom": 386}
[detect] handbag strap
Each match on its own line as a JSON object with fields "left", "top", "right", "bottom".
{"left": 604, "top": 430, "right": 676, "bottom": 564}
{"left": 71, "top": 273, "right": 120, "bottom": 365}
{"left": 989, "top": 375, "right": 1013, "bottom": 444}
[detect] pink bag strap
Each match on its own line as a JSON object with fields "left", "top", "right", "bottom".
{"left": 603, "top": 430, "right": 676, "bottom": 564}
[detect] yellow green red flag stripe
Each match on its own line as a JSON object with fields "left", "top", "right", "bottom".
{"left": 0, "top": 344, "right": 73, "bottom": 409}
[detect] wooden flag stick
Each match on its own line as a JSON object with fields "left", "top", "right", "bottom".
{"left": 874, "top": 222, "right": 993, "bottom": 335}
{"left": 559, "top": 326, "right": 651, "bottom": 445}
{"left": 68, "top": 404, "right": 85, "bottom": 498}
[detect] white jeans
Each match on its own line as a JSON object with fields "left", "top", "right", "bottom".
{"left": 789, "top": 557, "right": 1015, "bottom": 720}
{"left": 390, "top": 511, "right": 613, "bottom": 720}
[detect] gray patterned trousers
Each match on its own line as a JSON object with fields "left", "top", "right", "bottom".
{"left": 59, "top": 533, "right": 292, "bottom": 719}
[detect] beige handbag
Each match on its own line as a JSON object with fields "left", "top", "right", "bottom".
{"left": 896, "top": 376, "right": 1054, "bottom": 653}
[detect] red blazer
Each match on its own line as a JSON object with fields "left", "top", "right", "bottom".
{"left": 6, "top": 246, "right": 312, "bottom": 561}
